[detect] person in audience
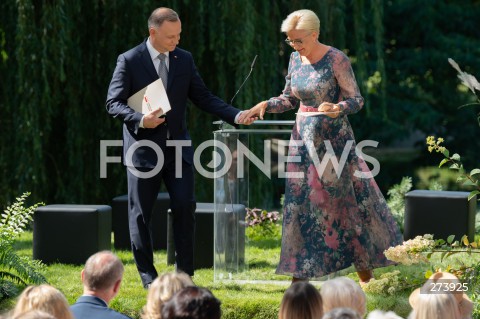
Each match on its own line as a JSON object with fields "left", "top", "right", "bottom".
{"left": 322, "top": 307, "right": 362, "bottom": 319}
{"left": 408, "top": 271, "right": 472, "bottom": 319}
{"left": 408, "top": 292, "right": 460, "bottom": 319}
{"left": 366, "top": 310, "right": 404, "bottom": 319}
{"left": 12, "top": 310, "right": 57, "bottom": 319}
{"left": 320, "top": 277, "right": 366, "bottom": 317}
{"left": 278, "top": 281, "right": 323, "bottom": 319}
{"left": 142, "top": 271, "right": 195, "bottom": 319}
{"left": 11, "top": 284, "right": 74, "bottom": 319}
{"left": 160, "top": 286, "right": 221, "bottom": 319}
{"left": 70, "top": 251, "right": 132, "bottom": 319}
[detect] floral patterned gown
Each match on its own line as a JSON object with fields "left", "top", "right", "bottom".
{"left": 266, "top": 47, "right": 403, "bottom": 279}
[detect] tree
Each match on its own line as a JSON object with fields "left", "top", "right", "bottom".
{"left": 1, "top": 0, "right": 479, "bottom": 208}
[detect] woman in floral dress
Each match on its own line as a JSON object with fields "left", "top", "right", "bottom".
{"left": 239, "top": 9, "right": 402, "bottom": 283}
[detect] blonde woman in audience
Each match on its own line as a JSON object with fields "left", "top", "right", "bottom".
{"left": 408, "top": 271, "right": 472, "bottom": 319}
{"left": 322, "top": 307, "right": 362, "bottom": 319}
{"left": 11, "top": 284, "right": 74, "bottom": 319}
{"left": 12, "top": 309, "right": 57, "bottom": 319}
{"left": 142, "top": 271, "right": 195, "bottom": 319}
{"left": 367, "top": 310, "right": 403, "bottom": 319}
{"left": 278, "top": 282, "right": 323, "bottom": 319}
{"left": 408, "top": 292, "right": 460, "bottom": 319}
{"left": 320, "top": 277, "right": 366, "bottom": 317}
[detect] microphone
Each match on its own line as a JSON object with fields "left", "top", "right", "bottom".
{"left": 230, "top": 54, "right": 258, "bottom": 105}
{"left": 250, "top": 55, "right": 258, "bottom": 69}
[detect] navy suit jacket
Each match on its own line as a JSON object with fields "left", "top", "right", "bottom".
{"left": 106, "top": 40, "right": 240, "bottom": 168}
{"left": 71, "top": 295, "right": 132, "bottom": 319}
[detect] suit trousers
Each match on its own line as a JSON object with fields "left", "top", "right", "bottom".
{"left": 127, "top": 144, "right": 196, "bottom": 286}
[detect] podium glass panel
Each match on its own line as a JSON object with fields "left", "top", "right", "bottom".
{"left": 213, "top": 121, "right": 294, "bottom": 282}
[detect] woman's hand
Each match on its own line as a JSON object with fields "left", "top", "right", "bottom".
{"left": 318, "top": 102, "right": 341, "bottom": 118}
{"left": 238, "top": 101, "right": 268, "bottom": 123}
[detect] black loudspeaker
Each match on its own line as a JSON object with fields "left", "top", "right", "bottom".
{"left": 404, "top": 190, "right": 477, "bottom": 242}
{"left": 33, "top": 205, "right": 111, "bottom": 265}
{"left": 192, "top": 204, "right": 215, "bottom": 269}
{"left": 111, "top": 193, "right": 170, "bottom": 250}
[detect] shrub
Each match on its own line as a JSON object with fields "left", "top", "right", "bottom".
{"left": 245, "top": 208, "right": 280, "bottom": 241}
{"left": 0, "top": 193, "right": 47, "bottom": 300}
{"left": 386, "top": 176, "right": 412, "bottom": 233}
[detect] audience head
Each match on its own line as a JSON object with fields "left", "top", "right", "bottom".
{"left": 142, "top": 271, "right": 195, "bottom": 319}
{"left": 161, "top": 286, "right": 221, "bottom": 319}
{"left": 322, "top": 307, "right": 362, "bottom": 319}
{"left": 320, "top": 277, "right": 366, "bottom": 317}
{"left": 81, "top": 250, "right": 124, "bottom": 303}
{"left": 12, "top": 310, "right": 57, "bottom": 319}
{"left": 409, "top": 291, "right": 460, "bottom": 319}
{"left": 409, "top": 271, "right": 472, "bottom": 319}
{"left": 366, "top": 310, "right": 404, "bottom": 319}
{"left": 278, "top": 281, "right": 323, "bottom": 319}
{"left": 12, "top": 284, "right": 74, "bottom": 319}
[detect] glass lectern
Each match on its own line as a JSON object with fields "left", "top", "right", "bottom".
{"left": 212, "top": 120, "right": 294, "bottom": 281}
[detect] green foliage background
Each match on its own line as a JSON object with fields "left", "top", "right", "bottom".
{"left": 0, "top": 0, "right": 479, "bottom": 208}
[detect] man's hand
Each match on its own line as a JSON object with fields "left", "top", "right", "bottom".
{"left": 239, "top": 114, "right": 257, "bottom": 125}
{"left": 318, "top": 102, "right": 341, "bottom": 118}
{"left": 238, "top": 101, "right": 268, "bottom": 124}
{"left": 143, "top": 109, "right": 166, "bottom": 128}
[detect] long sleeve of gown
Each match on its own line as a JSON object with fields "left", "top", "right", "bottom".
{"left": 333, "top": 53, "right": 364, "bottom": 115}
{"left": 265, "top": 54, "right": 299, "bottom": 113}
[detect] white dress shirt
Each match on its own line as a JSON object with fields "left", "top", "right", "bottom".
{"left": 139, "top": 37, "right": 242, "bottom": 128}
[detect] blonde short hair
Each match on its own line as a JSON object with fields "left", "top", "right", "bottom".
{"left": 12, "top": 310, "right": 57, "bottom": 319}
{"left": 320, "top": 277, "right": 366, "bottom": 317}
{"left": 12, "top": 285, "right": 74, "bottom": 319}
{"left": 409, "top": 272, "right": 473, "bottom": 319}
{"left": 409, "top": 292, "right": 461, "bottom": 319}
{"left": 141, "top": 272, "right": 195, "bottom": 319}
{"left": 322, "top": 307, "right": 362, "bottom": 319}
{"left": 281, "top": 9, "right": 320, "bottom": 34}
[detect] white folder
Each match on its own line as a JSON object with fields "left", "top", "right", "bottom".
{"left": 127, "top": 78, "right": 171, "bottom": 116}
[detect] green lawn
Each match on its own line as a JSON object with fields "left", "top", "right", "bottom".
{"left": 1, "top": 231, "right": 479, "bottom": 319}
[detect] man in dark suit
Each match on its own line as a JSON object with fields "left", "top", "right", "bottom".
{"left": 71, "top": 251, "right": 132, "bottom": 319}
{"left": 106, "top": 7, "right": 255, "bottom": 288}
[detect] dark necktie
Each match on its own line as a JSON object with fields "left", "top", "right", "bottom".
{"left": 158, "top": 53, "right": 168, "bottom": 89}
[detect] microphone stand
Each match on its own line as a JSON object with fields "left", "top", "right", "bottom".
{"left": 230, "top": 55, "right": 258, "bottom": 106}
{"left": 217, "top": 55, "right": 258, "bottom": 216}
{"left": 216, "top": 55, "right": 258, "bottom": 131}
